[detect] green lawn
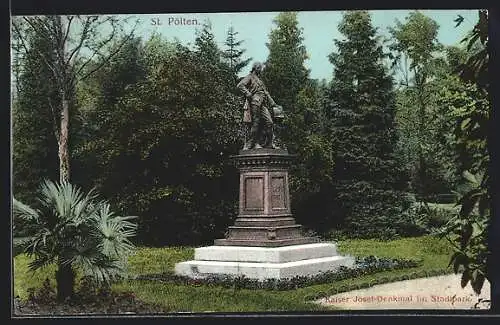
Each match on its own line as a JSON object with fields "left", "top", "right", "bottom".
{"left": 13, "top": 254, "right": 57, "bottom": 300}
{"left": 14, "top": 235, "right": 455, "bottom": 312}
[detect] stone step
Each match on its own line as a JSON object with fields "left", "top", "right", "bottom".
{"left": 194, "top": 243, "right": 340, "bottom": 263}
{"left": 214, "top": 236, "right": 320, "bottom": 247}
{"left": 175, "top": 255, "right": 356, "bottom": 280}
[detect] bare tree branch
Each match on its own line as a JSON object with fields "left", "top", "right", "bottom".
{"left": 26, "top": 16, "right": 55, "bottom": 46}
{"left": 11, "top": 20, "right": 31, "bottom": 97}
{"left": 46, "top": 16, "right": 62, "bottom": 45}
{"left": 65, "top": 16, "right": 115, "bottom": 85}
{"left": 66, "top": 16, "right": 99, "bottom": 67}
{"left": 77, "top": 18, "right": 139, "bottom": 82}
{"left": 61, "top": 15, "right": 74, "bottom": 49}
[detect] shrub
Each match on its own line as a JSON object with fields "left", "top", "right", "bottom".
{"left": 412, "top": 203, "right": 457, "bottom": 233}
{"left": 13, "top": 180, "right": 138, "bottom": 301}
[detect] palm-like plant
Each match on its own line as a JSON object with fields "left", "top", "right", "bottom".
{"left": 13, "top": 180, "right": 137, "bottom": 301}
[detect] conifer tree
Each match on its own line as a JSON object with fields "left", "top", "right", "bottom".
{"left": 262, "top": 12, "right": 336, "bottom": 232}
{"left": 195, "top": 20, "right": 221, "bottom": 64}
{"left": 326, "top": 11, "right": 412, "bottom": 238}
{"left": 262, "top": 12, "right": 309, "bottom": 116}
{"left": 221, "top": 25, "right": 251, "bottom": 77}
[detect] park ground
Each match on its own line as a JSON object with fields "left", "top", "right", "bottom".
{"left": 13, "top": 234, "right": 484, "bottom": 315}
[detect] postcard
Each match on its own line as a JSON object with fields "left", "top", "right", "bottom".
{"left": 11, "top": 9, "right": 492, "bottom": 316}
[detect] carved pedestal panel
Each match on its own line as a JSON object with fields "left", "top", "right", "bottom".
{"left": 214, "top": 148, "right": 318, "bottom": 247}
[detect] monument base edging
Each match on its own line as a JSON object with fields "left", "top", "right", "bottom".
{"left": 175, "top": 255, "right": 355, "bottom": 280}
{"left": 174, "top": 243, "right": 355, "bottom": 280}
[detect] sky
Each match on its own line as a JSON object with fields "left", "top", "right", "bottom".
{"left": 120, "top": 10, "right": 478, "bottom": 80}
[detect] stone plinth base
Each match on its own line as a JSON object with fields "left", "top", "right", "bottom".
{"left": 174, "top": 243, "right": 355, "bottom": 280}
{"left": 173, "top": 148, "right": 355, "bottom": 280}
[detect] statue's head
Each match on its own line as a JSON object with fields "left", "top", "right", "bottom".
{"left": 251, "top": 62, "right": 264, "bottom": 75}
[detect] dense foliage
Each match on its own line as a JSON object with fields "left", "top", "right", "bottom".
{"left": 261, "top": 12, "right": 338, "bottom": 233}
{"left": 73, "top": 32, "right": 242, "bottom": 246}
{"left": 12, "top": 25, "right": 61, "bottom": 205}
{"left": 389, "top": 12, "right": 462, "bottom": 198}
{"left": 438, "top": 10, "right": 491, "bottom": 297}
{"left": 12, "top": 11, "right": 485, "bottom": 246}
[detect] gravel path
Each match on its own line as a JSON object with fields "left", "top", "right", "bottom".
{"left": 316, "top": 274, "right": 491, "bottom": 310}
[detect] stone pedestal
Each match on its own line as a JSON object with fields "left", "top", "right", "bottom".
{"left": 175, "top": 148, "right": 354, "bottom": 280}
{"left": 214, "top": 148, "right": 318, "bottom": 247}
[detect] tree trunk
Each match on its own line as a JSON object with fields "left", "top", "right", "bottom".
{"left": 416, "top": 76, "right": 427, "bottom": 199}
{"left": 55, "top": 258, "right": 75, "bottom": 301}
{"left": 59, "top": 95, "right": 70, "bottom": 183}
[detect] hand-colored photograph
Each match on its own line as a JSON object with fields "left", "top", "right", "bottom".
{"left": 11, "top": 9, "right": 492, "bottom": 315}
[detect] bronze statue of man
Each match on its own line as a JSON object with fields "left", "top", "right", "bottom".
{"left": 237, "top": 62, "right": 280, "bottom": 150}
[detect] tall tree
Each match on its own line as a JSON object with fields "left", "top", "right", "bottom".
{"left": 261, "top": 11, "right": 310, "bottom": 156}
{"left": 291, "top": 77, "right": 338, "bottom": 233}
{"left": 11, "top": 15, "right": 137, "bottom": 183}
{"left": 260, "top": 12, "right": 337, "bottom": 232}
{"left": 221, "top": 25, "right": 252, "bottom": 77}
{"left": 262, "top": 12, "right": 309, "bottom": 117}
{"left": 389, "top": 11, "right": 455, "bottom": 198}
{"left": 434, "top": 45, "right": 480, "bottom": 178}
{"left": 326, "top": 11, "right": 412, "bottom": 238}
{"left": 11, "top": 15, "right": 138, "bottom": 302}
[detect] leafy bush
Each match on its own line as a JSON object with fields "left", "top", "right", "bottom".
{"left": 73, "top": 36, "right": 241, "bottom": 247}
{"left": 438, "top": 171, "right": 489, "bottom": 295}
{"left": 401, "top": 202, "right": 458, "bottom": 236}
{"left": 420, "top": 204, "right": 456, "bottom": 228}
